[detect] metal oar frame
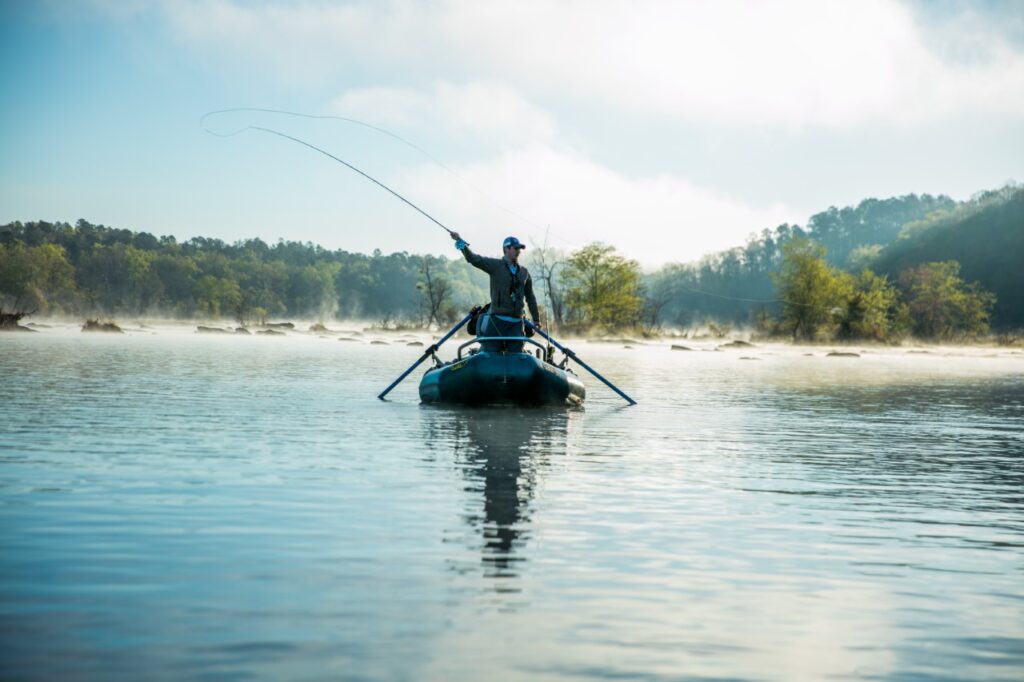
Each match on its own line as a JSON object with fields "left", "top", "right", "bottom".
{"left": 378, "top": 312, "right": 637, "bottom": 405}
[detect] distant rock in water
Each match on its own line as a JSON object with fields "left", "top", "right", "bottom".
{"left": 309, "top": 323, "right": 331, "bottom": 333}
{"left": 719, "top": 340, "right": 755, "bottom": 349}
{"left": 1, "top": 312, "right": 35, "bottom": 332}
{"left": 338, "top": 337, "right": 358, "bottom": 342}
{"left": 827, "top": 351, "right": 860, "bottom": 357}
{"left": 82, "top": 319, "right": 123, "bottom": 333}
{"left": 623, "top": 345, "right": 634, "bottom": 349}
{"left": 197, "top": 326, "right": 231, "bottom": 334}
{"left": 235, "top": 327, "right": 251, "bottom": 335}
{"left": 257, "top": 329, "right": 286, "bottom": 336}
{"left": 265, "top": 322, "right": 295, "bottom": 330}
{"left": 371, "top": 340, "right": 389, "bottom": 345}
{"left": 406, "top": 341, "right": 424, "bottom": 346}
{"left": 670, "top": 344, "right": 693, "bottom": 351}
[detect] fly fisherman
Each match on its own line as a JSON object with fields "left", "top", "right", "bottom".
{"left": 450, "top": 232, "right": 541, "bottom": 352}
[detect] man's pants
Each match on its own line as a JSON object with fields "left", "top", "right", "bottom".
{"left": 477, "top": 314, "right": 525, "bottom": 352}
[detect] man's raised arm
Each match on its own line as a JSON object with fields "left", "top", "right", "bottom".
{"left": 450, "top": 231, "right": 496, "bottom": 273}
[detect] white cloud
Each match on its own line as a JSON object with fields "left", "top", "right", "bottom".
{"left": 331, "top": 81, "right": 558, "bottom": 146}
{"left": 399, "top": 146, "right": 802, "bottom": 267}
{"left": 155, "top": 0, "right": 1024, "bottom": 129}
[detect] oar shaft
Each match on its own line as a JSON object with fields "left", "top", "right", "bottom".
{"left": 525, "top": 321, "right": 637, "bottom": 405}
{"left": 377, "top": 312, "right": 473, "bottom": 400}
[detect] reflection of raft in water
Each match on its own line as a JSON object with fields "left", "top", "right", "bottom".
{"left": 419, "top": 336, "right": 585, "bottom": 406}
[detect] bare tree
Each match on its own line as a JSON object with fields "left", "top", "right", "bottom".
{"left": 417, "top": 258, "right": 452, "bottom": 329}
{"left": 641, "top": 275, "right": 674, "bottom": 332}
{"left": 528, "top": 229, "right": 566, "bottom": 330}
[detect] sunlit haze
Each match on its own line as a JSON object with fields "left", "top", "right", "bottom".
{"left": 2, "top": 0, "right": 1022, "bottom": 265}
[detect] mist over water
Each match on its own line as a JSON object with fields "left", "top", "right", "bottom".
{"left": 2, "top": 327, "right": 1023, "bottom": 680}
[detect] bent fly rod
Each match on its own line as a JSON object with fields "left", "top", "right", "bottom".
{"left": 201, "top": 114, "right": 455, "bottom": 237}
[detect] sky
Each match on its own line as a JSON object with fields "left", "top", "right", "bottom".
{"left": 1, "top": 0, "right": 1022, "bottom": 267}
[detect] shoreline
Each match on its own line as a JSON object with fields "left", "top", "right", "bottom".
{"left": 5, "top": 314, "right": 1022, "bottom": 350}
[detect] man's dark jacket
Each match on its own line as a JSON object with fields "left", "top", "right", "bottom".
{"left": 460, "top": 246, "right": 540, "bottom": 321}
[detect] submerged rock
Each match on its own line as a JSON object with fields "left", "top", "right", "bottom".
{"left": 309, "top": 323, "right": 330, "bottom": 333}
{"left": 719, "top": 340, "right": 755, "bottom": 348}
{"left": 598, "top": 337, "right": 643, "bottom": 345}
{"left": 235, "top": 327, "right": 251, "bottom": 335}
{"left": 370, "top": 340, "right": 389, "bottom": 345}
{"left": 337, "top": 337, "right": 358, "bottom": 342}
{"left": 257, "top": 329, "right": 285, "bottom": 336}
{"left": 670, "top": 344, "right": 693, "bottom": 351}
{"left": 82, "top": 319, "right": 123, "bottom": 333}
{"left": 264, "top": 322, "right": 295, "bottom": 330}
{"left": 406, "top": 341, "right": 424, "bottom": 347}
{"left": 196, "top": 326, "right": 230, "bottom": 334}
{"left": 826, "top": 351, "right": 860, "bottom": 357}
{"left": 1, "top": 312, "right": 35, "bottom": 332}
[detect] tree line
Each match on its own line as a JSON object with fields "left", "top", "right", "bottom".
{"left": 0, "top": 220, "right": 489, "bottom": 326}
{"left": 0, "top": 220, "right": 643, "bottom": 331}
{"left": 2, "top": 183, "right": 1017, "bottom": 339}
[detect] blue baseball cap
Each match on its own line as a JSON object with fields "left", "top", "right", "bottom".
{"left": 503, "top": 236, "right": 526, "bottom": 249}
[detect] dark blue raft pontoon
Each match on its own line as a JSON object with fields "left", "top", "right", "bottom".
{"left": 378, "top": 312, "right": 634, "bottom": 406}
{"left": 419, "top": 335, "right": 586, "bottom": 406}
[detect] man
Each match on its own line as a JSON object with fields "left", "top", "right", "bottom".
{"left": 450, "top": 232, "right": 541, "bottom": 352}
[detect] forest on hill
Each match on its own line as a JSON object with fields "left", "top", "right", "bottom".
{"left": 1, "top": 184, "right": 1019, "bottom": 339}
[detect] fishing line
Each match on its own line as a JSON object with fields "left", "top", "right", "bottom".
{"left": 201, "top": 107, "right": 545, "bottom": 232}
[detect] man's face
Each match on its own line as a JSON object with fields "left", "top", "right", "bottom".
{"left": 504, "top": 245, "right": 523, "bottom": 261}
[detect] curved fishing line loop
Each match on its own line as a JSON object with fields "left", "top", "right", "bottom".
{"left": 200, "top": 107, "right": 545, "bottom": 232}
{"left": 254, "top": 124, "right": 455, "bottom": 235}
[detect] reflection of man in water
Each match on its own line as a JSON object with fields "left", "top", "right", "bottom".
{"left": 449, "top": 232, "right": 541, "bottom": 352}
{"left": 463, "top": 414, "right": 535, "bottom": 578}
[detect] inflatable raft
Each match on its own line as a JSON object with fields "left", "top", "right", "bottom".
{"left": 419, "top": 336, "right": 585, "bottom": 406}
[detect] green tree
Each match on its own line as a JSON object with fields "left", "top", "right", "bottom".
{"left": 772, "top": 239, "right": 849, "bottom": 340}
{"left": 151, "top": 253, "right": 199, "bottom": 314}
{"left": 0, "top": 242, "right": 77, "bottom": 314}
{"left": 194, "top": 275, "right": 242, "bottom": 319}
{"left": 899, "top": 261, "right": 995, "bottom": 339}
{"left": 561, "top": 243, "right": 643, "bottom": 330}
{"left": 234, "top": 257, "right": 287, "bottom": 323}
{"left": 288, "top": 262, "right": 341, "bottom": 320}
{"left": 837, "top": 269, "right": 906, "bottom": 341}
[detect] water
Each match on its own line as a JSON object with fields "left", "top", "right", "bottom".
{"left": 2, "top": 327, "right": 1023, "bottom": 680}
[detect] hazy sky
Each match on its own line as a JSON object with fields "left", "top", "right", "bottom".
{"left": 2, "top": 0, "right": 1022, "bottom": 265}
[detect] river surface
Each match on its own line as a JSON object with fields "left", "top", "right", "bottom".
{"left": 2, "top": 325, "right": 1023, "bottom": 681}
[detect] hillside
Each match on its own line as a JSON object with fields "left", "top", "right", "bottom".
{"left": 873, "top": 186, "right": 1023, "bottom": 329}
{"left": 650, "top": 192, "right": 956, "bottom": 326}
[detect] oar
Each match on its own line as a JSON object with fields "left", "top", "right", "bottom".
{"left": 525, "top": 320, "right": 637, "bottom": 406}
{"left": 377, "top": 312, "right": 474, "bottom": 400}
